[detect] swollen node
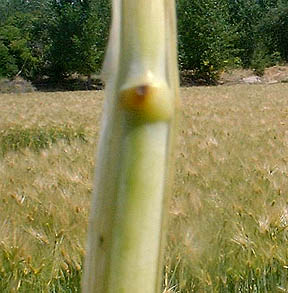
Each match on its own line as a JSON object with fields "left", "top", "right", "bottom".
{"left": 119, "top": 83, "right": 173, "bottom": 122}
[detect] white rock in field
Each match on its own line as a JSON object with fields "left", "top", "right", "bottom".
{"left": 242, "top": 76, "right": 262, "bottom": 84}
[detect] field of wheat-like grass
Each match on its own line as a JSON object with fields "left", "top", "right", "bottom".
{"left": 1, "top": 84, "right": 288, "bottom": 292}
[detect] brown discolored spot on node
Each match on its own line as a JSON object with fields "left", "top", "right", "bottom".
{"left": 132, "top": 85, "right": 150, "bottom": 107}
{"left": 120, "top": 82, "right": 172, "bottom": 121}
{"left": 136, "top": 85, "right": 149, "bottom": 97}
{"left": 120, "top": 84, "right": 152, "bottom": 110}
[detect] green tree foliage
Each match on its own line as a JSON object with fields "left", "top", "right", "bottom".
{"left": 0, "top": 0, "right": 50, "bottom": 80}
{"left": 0, "top": 41, "right": 18, "bottom": 78}
{"left": 0, "top": 18, "right": 39, "bottom": 80}
{"left": 46, "top": 0, "right": 110, "bottom": 79}
{"left": 0, "top": 0, "right": 48, "bottom": 23}
{"left": 259, "top": 1, "right": 288, "bottom": 62}
{"left": 226, "top": 0, "right": 261, "bottom": 67}
{"left": 226, "top": 0, "right": 284, "bottom": 72}
{"left": 0, "top": 0, "right": 288, "bottom": 83}
{"left": 0, "top": 0, "right": 110, "bottom": 81}
{"left": 177, "top": 0, "right": 237, "bottom": 83}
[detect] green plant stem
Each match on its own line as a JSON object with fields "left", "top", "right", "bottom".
{"left": 82, "top": 0, "right": 179, "bottom": 292}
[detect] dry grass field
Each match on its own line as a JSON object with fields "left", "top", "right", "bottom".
{"left": 1, "top": 84, "right": 288, "bottom": 292}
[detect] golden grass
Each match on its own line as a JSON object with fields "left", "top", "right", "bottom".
{"left": 0, "top": 91, "right": 102, "bottom": 292}
{"left": 1, "top": 85, "right": 288, "bottom": 291}
{"left": 167, "top": 84, "right": 288, "bottom": 292}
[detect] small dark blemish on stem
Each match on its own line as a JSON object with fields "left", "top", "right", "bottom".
{"left": 98, "top": 235, "right": 104, "bottom": 247}
{"left": 134, "top": 85, "right": 149, "bottom": 106}
{"left": 136, "top": 85, "right": 149, "bottom": 96}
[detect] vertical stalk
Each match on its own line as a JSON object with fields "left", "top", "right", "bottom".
{"left": 82, "top": 0, "right": 179, "bottom": 292}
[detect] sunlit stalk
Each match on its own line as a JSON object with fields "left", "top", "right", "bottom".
{"left": 82, "top": 0, "right": 179, "bottom": 292}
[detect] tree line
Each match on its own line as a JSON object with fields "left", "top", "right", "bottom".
{"left": 0, "top": 0, "right": 287, "bottom": 84}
